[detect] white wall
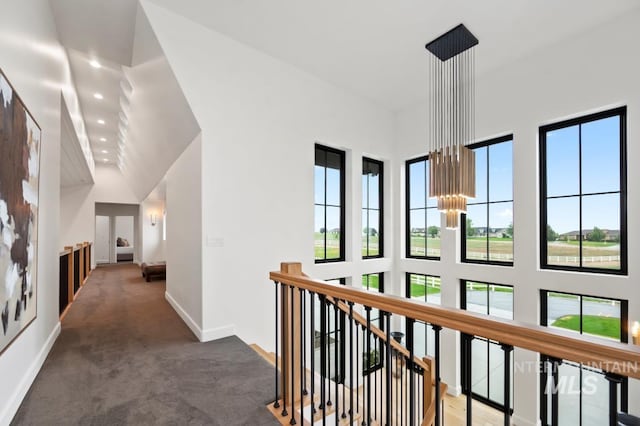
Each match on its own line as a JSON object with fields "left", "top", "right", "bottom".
{"left": 115, "top": 216, "right": 134, "bottom": 245}
{"left": 164, "top": 134, "right": 203, "bottom": 338}
{"left": 59, "top": 184, "right": 94, "bottom": 249}
{"left": 394, "top": 10, "right": 640, "bottom": 424}
{"left": 92, "top": 166, "right": 139, "bottom": 205}
{"left": 95, "top": 215, "right": 110, "bottom": 263}
{"left": 140, "top": 197, "right": 166, "bottom": 263}
{"left": 0, "top": 1, "right": 88, "bottom": 423}
{"left": 143, "top": 0, "right": 397, "bottom": 346}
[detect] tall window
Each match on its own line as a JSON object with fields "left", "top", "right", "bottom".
{"left": 362, "top": 273, "right": 384, "bottom": 373}
{"left": 461, "top": 280, "right": 514, "bottom": 412}
{"left": 362, "top": 158, "right": 383, "bottom": 258}
{"left": 540, "top": 290, "right": 628, "bottom": 425}
{"left": 315, "top": 144, "right": 345, "bottom": 263}
{"left": 406, "top": 156, "right": 440, "bottom": 259}
{"left": 540, "top": 107, "right": 627, "bottom": 274}
{"left": 461, "top": 136, "right": 513, "bottom": 264}
{"left": 406, "top": 273, "right": 441, "bottom": 357}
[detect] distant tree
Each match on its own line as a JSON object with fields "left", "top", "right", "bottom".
{"left": 319, "top": 227, "right": 326, "bottom": 234}
{"left": 466, "top": 218, "right": 475, "bottom": 237}
{"left": 505, "top": 222, "right": 513, "bottom": 238}
{"left": 547, "top": 225, "right": 558, "bottom": 242}
{"left": 589, "top": 226, "right": 605, "bottom": 242}
{"left": 428, "top": 225, "right": 439, "bottom": 239}
{"left": 363, "top": 227, "right": 378, "bottom": 237}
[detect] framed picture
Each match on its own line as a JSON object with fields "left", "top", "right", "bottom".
{"left": 0, "top": 68, "right": 41, "bottom": 355}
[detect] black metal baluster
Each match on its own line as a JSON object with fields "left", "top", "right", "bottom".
{"left": 334, "top": 302, "right": 339, "bottom": 426}
{"left": 290, "top": 286, "right": 296, "bottom": 425}
{"left": 303, "top": 289, "right": 308, "bottom": 397}
{"left": 550, "top": 357, "right": 560, "bottom": 426}
{"left": 401, "top": 354, "right": 405, "bottom": 426}
{"left": 320, "top": 295, "right": 326, "bottom": 424}
{"left": 385, "top": 312, "right": 392, "bottom": 426}
{"left": 336, "top": 304, "right": 347, "bottom": 419}
{"left": 349, "top": 302, "right": 354, "bottom": 425}
{"left": 540, "top": 355, "right": 548, "bottom": 426}
{"left": 281, "top": 283, "right": 288, "bottom": 417}
{"left": 605, "top": 373, "right": 623, "bottom": 426}
{"left": 365, "top": 307, "right": 372, "bottom": 426}
{"left": 432, "top": 325, "right": 442, "bottom": 426}
{"left": 311, "top": 292, "right": 316, "bottom": 418}
{"left": 327, "top": 299, "right": 332, "bottom": 409}
{"left": 501, "top": 344, "right": 513, "bottom": 426}
{"left": 300, "top": 289, "right": 305, "bottom": 425}
{"left": 356, "top": 324, "right": 360, "bottom": 423}
{"left": 462, "top": 333, "right": 473, "bottom": 425}
{"left": 374, "top": 338, "right": 378, "bottom": 421}
{"left": 407, "top": 318, "right": 415, "bottom": 426}
{"left": 274, "top": 281, "right": 281, "bottom": 409}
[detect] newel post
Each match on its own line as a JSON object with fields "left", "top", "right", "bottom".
{"left": 280, "top": 262, "right": 303, "bottom": 417}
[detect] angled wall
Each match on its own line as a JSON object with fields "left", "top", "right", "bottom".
{"left": 141, "top": 0, "right": 397, "bottom": 347}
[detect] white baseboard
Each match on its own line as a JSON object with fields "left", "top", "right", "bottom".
{"left": 446, "top": 384, "right": 462, "bottom": 397}
{"left": 164, "top": 291, "right": 234, "bottom": 342}
{"left": 0, "top": 322, "right": 61, "bottom": 426}
{"left": 512, "top": 414, "right": 540, "bottom": 426}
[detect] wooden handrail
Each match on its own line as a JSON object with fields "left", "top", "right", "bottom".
{"left": 270, "top": 266, "right": 640, "bottom": 379}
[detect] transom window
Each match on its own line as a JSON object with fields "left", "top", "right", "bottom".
{"left": 362, "top": 158, "right": 383, "bottom": 258}
{"left": 540, "top": 107, "right": 627, "bottom": 274}
{"left": 461, "top": 136, "right": 513, "bottom": 265}
{"left": 315, "top": 144, "right": 345, "bottom": 263}
{"left": 406, "top": 156, "right": 440, "bottom": 259}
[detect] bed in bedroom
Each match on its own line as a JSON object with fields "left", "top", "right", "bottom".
{"left": 116, "top": 237, "right": 134, "bottom": 262}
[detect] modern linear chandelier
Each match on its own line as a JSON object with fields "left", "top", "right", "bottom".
{"left": 425, "top": 24, "right": 478, "bottom": 229}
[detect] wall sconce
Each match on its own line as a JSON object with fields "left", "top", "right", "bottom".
{"left": 150, "top": 214, "right": 157, "bottom": 226}
{"left": 632, "top": 321, "right": 639, "bottom": 345}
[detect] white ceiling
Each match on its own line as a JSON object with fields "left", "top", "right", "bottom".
{"left": 148, "top": 0, "right": 640, "bottom": 110}
{"left": 49, "top": 0, "right": 640, "bottom": 197}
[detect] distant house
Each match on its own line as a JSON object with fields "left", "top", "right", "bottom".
{"left": 471, "top": 227, "right": 508, "bottom": 238}
{"left": 560, "top": 229, "right": 620, "bottom": 242}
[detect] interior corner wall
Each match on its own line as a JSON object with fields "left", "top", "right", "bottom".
{"left": 92, "top": 166, "right": 140, "bottom": 205}
{"left": 0, "top": 0, "right": 86, "bottom": 423}
{"left": 164, "top": 134, "right": 203, "bottom": 339}
{"left": 142, "top": 1, "right": 396, "bottom": 348}
{"left": 395, "top": 11, "right": 640, "bottom": 424}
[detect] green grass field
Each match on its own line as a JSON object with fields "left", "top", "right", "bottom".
{"left": 551, "top": 315, "right": 620, "bottom": 340}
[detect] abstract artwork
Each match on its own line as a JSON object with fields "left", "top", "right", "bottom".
{"left": 0, "top": 69, "right": 41, "bottom": 354}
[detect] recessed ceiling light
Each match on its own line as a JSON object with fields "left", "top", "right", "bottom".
{"left": 99, "top": 137, "right": 107, "bottom": 142}
{"left": 101, "top": 150, "right": 108, "bottom": 154}
{"left": 103, "top": 159, "right": 109, "bottom": 163}
{"left": 97, "top": 119, "right": 105, "bottom": 125}
{"left": 93, "top": 93, "right": 104, "bottom": 100}
{"left": 90, "top": 60, "right": 101, "bottom": 69}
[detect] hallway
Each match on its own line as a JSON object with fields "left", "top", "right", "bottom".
{"left": 12, "top": 265, "right": 277, "bottom": 425}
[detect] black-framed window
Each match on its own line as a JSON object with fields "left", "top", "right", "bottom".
{"left": 540, "top": 290, "right": 628, "bottom": 425}
{"left": 315, "top": 144, "right": 346, "bottom": 263}
{"left": 406, "top": 156, "right": 440, "bottom": 259}
{"left": 362, "top": 157, "right": 383, "bottom": 258}
{"left": 461, "top": 280, "right": 514, "bottom": 413}
{"left": 362, "top": 273, "right": 384, "bottom": 373}
{"left": 540, "top": 107, "right": 627, "bottom": 274}
{"left": 461, "top": 135, "right": 513, "bottom": 265}
{"left": 405, "top": 273, "right": 441, "bottom": 358}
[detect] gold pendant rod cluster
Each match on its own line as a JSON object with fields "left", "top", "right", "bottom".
{"left": 425, "top": 24, "right": 478, "bottom": 229}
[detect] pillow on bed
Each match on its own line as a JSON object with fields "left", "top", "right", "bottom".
{"left": 116, "top": 237, "right": 124, "bottom": 247}
{"left": 123, "top": 239, "right": 130, "bottom": 247}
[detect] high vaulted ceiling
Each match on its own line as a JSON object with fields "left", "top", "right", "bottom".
{"left": 49, "top": 0, "right": 640, "bottom": 195}
{"left": 145, "top": 0, "right": 640, "bottom": 110}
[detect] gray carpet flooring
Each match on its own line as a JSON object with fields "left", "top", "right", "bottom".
{"left": 12, "top": 264, "right": 278, "bottom": 426}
